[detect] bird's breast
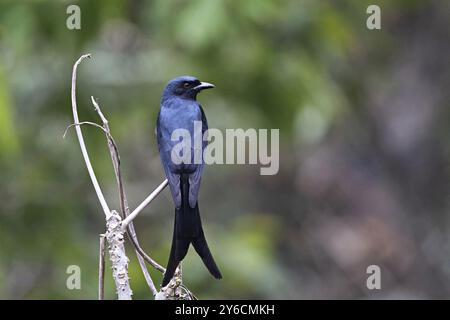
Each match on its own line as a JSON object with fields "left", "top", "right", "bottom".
{"left": 157, "top": 99, "right": 204, "bottom": 173}
{"left": 159, "top": 99, "right": 202, "bottom": 131}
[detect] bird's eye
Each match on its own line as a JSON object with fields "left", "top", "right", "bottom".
{"left": 183, "top": 82, "right": 191, "bottom": 88}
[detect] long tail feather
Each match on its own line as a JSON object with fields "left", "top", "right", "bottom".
{"left": 161, "top": 175, "right": 222, "bottom": 287}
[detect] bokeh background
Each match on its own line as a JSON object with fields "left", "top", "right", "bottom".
{"left": 0, "top": 0, "right": 449, "bottom": 299}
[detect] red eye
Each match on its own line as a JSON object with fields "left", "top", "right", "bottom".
{"left": 183, "top": 82, "right": 190, "bottom": 88}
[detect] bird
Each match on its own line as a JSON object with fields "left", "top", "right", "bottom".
{"left": 156, "top": 75, "right": 222, "bottom": 287}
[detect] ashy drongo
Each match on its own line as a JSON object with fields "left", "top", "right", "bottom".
{"left": 156, "top": 75, "right": 222, "bottom": 287}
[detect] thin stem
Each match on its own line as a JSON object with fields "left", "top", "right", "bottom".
{"left": 98, "top": 234, "right": 106, "bottom": 300}
{"left": 70, "top": 54, "right": 111, "bottom": 219}
{"left": 122, "top": 179, "right": 168, "bottom": 228}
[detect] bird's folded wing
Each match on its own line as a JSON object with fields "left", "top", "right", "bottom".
{"left": 162, "top": 162, "right": 181, "bottom": 208}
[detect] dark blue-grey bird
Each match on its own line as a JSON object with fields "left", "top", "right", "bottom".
{"left": 157, "top": 75, "right": 222, "bottom": 287}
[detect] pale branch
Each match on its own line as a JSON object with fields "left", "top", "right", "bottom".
{"left": 122, "top": 179, "right": 169, "bottom": 228}
{"left": 130, "top": 237, "right": 166, "bottom": 273}
{"left": 63, "top": 121, "right": 107, "bottom": 139}
{"left": 98, "top": 234, "right": 106, "bottom": 300}
{"left": 71, "top": 54, "right": 132, "bottom": 299}
{"left": 71, "top": 54, "right": 111, "bottom": 219}
{"left": 106, "top": 211, "right": 132, "bottom": 300}
{"left": 137, "top": 249, "right": 158, "bottom": 295}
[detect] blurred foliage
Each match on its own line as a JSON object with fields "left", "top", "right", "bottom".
{"left": 0, "top": 0, "right": 449, "bottom": 299}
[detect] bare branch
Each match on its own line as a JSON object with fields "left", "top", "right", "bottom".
{"left": 131, "top": 238, "right": 166, "bottom": 273}
{"left": 70, "top": 53, "right": 111, "bottom": 219}
{"left": 91, "top": 96, "right": 109, "bottom": 125}
{"left": 106, "top": 211, "right": 132, "bottom": 299}
{"left": 98, "top": 234, "right": 106, "bottom": 300}
{"left": 122, "top": 179, "right": 168, "bottom": 228}
{"left": 137, "top": 252, "right": 158, "bottom": 296}
{"left": 63, "top": 121, "right": 107, "bottom": 139}
{"left": 71, "top": 54, "right": 132, "bottom": 300}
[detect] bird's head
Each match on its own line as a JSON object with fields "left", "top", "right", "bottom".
{"left": 162, "top": 76, "right": 214, "bottom": 100}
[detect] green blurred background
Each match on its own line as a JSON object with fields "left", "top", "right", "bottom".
{"left": 0, "top": 0, "right": 449, "bottom": 299}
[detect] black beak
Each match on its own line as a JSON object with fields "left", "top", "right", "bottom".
{"left": 194, "top": 82, "right": 215, "bottom": 91}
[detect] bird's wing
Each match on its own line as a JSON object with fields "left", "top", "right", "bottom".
{"left": 188, "top": 104, "right": 208, "bottom": 208}
{"left": 157, "top": 110, "right": 182, "bottom": 207}
{"left": 164, "top": 164, "right": 181, "bottom": 207}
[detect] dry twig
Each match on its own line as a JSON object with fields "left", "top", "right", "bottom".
{"left": 98, "top": 234, "right": 106, "bottom": 300}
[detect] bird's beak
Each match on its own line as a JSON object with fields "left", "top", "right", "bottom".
{"left": 194, "top": 82, "right": 215, "bottom": 91}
